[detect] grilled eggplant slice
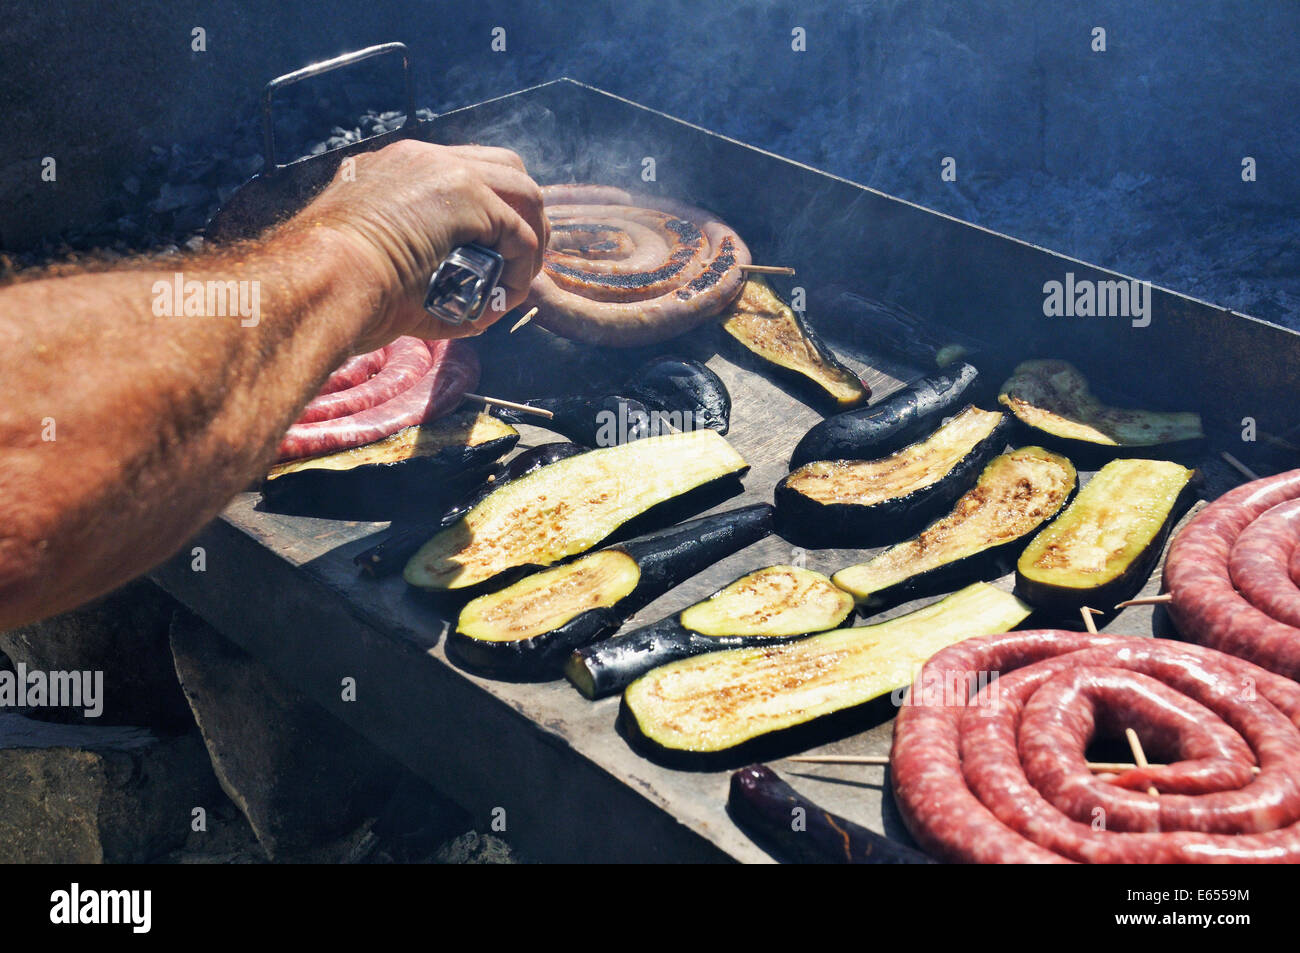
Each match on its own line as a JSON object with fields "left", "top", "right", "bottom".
{"left": 403, "top": 429, "right": 749, "bottom": 593}
{"left": 721, "top": 277, "right": 870, "bottom": 409}
{"left": 449, "top": 504, "right": 774, "bottom": 678}
{"left": 567, "top": 565, "right": 855, "bottom": 699}
{"left": 260, "top": 412, "right": 519, "bottom": 520}
{"left": 998, "top": 360, "right": 1204, "bottom": 465}
{"left": 729, "top": 764, "right": 935, "bottom": 864}
{"left": 776, "top": 406, "right": 1010, "bottom": 546}
{"left": 790, "top": 363, "right": 980, "bottom": 468}
{"left": 621, "top": 582, "right": 1032, "bottom": 762}
{"left": 831, "top": 446, "right": 1077, "bottom": 607}
{"left": 354, "top": 442, "right": 588, "bottom": 578}
{"left": 624, "top": 356, "right": 731, "bottom": 435}
{"left": 1016, "top": 458, "right": 1196, "bottom": 612}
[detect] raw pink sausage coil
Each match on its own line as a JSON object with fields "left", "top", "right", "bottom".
{"left": 890, "top": 630, "right": 1300, "bottom": 864}
{"left": 1164, "top": 468, "right": 1300, "bottom": 679}
{"left": 297, "top": 338, "right": 434, "bottom": 423}
{"left": 526, "top": 184, "right": 752, "bottom": 347}
{"left": 276, "top": 338, "right": 479, "bottom": 461}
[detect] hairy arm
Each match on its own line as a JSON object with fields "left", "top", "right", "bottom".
{"left": 0, "top": 140, "right": 545, "bottom": 629}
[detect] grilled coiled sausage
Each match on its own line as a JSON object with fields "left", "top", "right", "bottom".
{"left": 527, "top": 185, "right": 752, "bottom": 347}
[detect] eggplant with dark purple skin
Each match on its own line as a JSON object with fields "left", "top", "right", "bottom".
{"left": 566, "top": 565, "right": 855, "bottom": 699}
{"left": 490, "top": 394, "right": 655, "bottom": 446}
{"left": 260, "top": 412, "right": 519, "bottom": 521}
{"left": 826, "top": 289, "right": 979, "bottom": 370}
{"left": 721, "top": 277, "right": 871, "bottom": 410}
{"left": 624, "top": 356, "right": 731, "bottom": 435}
{"left": 776, "top": 406, "right": 1012, "bottom": 547}
{"left": 448, "top": 504, "right": 774, "bottom": 678}
{"left": 354, "top": 442, "right": 588, "bottom": 578}
{"left": 729, "top": 764, "right": 936, "bottom": 864}
{"left": 789, "top": 363, "right": 980, "bottom": 468}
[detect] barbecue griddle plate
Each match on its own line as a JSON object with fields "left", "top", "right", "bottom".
{"left": 153, "top": 79, "right": 1300, "bottom": 863}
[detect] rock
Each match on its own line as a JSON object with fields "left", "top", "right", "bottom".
{"left": 147, "top": 182, "right": 209, "bottom": 214}
{"left": 0, "top": 578, "right": 193, "bottom": 730}
{"left": 169, "top": 611, "right": 404, "bottom": 860}
{"left": 0, "top": 712, "right": 219, "bottom": 863}
{"left": 431, "top": 831, "right": 518, "bottom": 865}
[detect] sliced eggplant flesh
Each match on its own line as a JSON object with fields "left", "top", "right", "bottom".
{"left": 447, "top": 504, "right": 774, "bottom": 676}
{"left": 831, "top": 446, "right": 1077, "bottom": 605}
{"left": 722, "top": 276, "right": 870, "bottom": 408}
{"left": 403, "top": 429, "right": 748, "bottom": 592}
{"left": 354, "top": 442, "right": 588, "bottom": 578}
{"left": 458, "top": 550, "right": 640, "bottom": 643}
{"left": 998, "top": 359, "right": 1203, "bottom": 448}
{"left": 790, "top": 363, "right": 980, "bottom": 468}
{"left": 266, "top": 412, "right": 516, "bottom": 479}
{"left": 777, "top": 406, "right": 1008, "bottom": 545}
{"left": 567, "top": 565, "right": 854, "bottom": 699}
{"left": 622, "top": 582, "right": 1032, "bottom": 756}
{"left": 1016, "top": 458, "right": 1195, "bottom": 610}
{"left": 679, "top": 566, "right": 853, "bottom": 638}
{"left": 260, "top": 412, "right": 519, "bottom": 519}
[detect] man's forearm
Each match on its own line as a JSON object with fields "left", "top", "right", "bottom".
{"left": 0, "top": 222, "right": 381, "bottom": 628}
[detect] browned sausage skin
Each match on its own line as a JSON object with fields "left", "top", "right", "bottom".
{"left": 891, "top": 630, "right": 1300, "bottom": 864}
{"left": 526, "top": 185, "right": 752, "bottom": 346}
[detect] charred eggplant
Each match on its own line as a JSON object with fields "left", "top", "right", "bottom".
{"left": 403, "top": 429, "right": 749, "bottom": 593}
{"left": 624, "top": 356, "right": 731, "bottom": 435}
{"left": 729, "top": 765, "right": 935, "bottom": 864}
{"left": 790, "top": 363, "right": 980, "bottom": 468}
{"left": 721, "top": 277, "right": 870, "bottom": 409}
{"left": 566, "top": 565, "right": 855, "bottom": 699}
{"left": 260, "top": 412, "right": 519, "bottom": 520}
{"left": 776, "top": 406, "right": 1010, "bottom": 546}
{"left": 621, "top": 582, "right": 1032, "bottom": 760}
{"left": 831, "top": 446, "right": 1077, "bottom": 607}
{"left": 449, "top": 503, "right": 774, "bottom": 677}
{"left": 998, "top": 360, "right": 1204, "bottom": 465}
{"left": 1015, "top": 458, "right": 1196, "bottom": 612}
{"left": 490, "top": 394, "right": 655, "bottom": 446}
{"left": 827, "top": 289, "right": 977, "bottom": 370}
{"left": 354, "top": 442, "right": 588, "bottom": 578}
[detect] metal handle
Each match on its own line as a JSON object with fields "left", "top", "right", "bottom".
{"left": 261, "top": 42, "right": 416, "bottom": 169}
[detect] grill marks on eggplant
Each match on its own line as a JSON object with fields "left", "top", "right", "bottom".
{"left": 459, "top": 550, "right": 640, "bottom": 642}
{"left": 998, "top": 360, "right": 1204, "bottom": 459}
{"left": 1015, "top": 458, "right": 1196, "bottom": 611}
{"left": 403, "top": 430, "right": 748, "bottom": 592}
{"left": 567, "top": 565, "right": 855, "bottom": 698}
{"left": 447, "top": 504, "right": 774, "bottom": 677}
{"left": 831, "top": 446, "right": 1077, "bottom": 605}
{"left": 790, "top": 363, "right": 980, "bottom": 468}
{"left": 260, "top": 412, "right": 519, "bottom": 519}
{"left": 721, "top": 277, "right": 870, "bottom": 409}
{"left": 621, "top": 582, "right": 1032, "bottom": 757}
{"left": 776, "top": 406, "right": 1010, "bottom": 546}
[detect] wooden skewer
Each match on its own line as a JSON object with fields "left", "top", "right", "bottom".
{"left": 739, "top": 264, "right": 796, "bottom": 276}
{"left": 788, "top": 754, "right": 1260, "bottom": 774}
{"left": 1080, "top": 605, "right": 1102, "bottom": 634}
{"left": 1125, "top": 727, "right": 1160, "bottom": 796}
{"left": 509, "top": 306, "right": 539, "bottom": 334}
{"left": 463, "top": 393, "right": 555, "bottom": 419}
{"left": 1114, "top": 593, "right": 1174, "bottom": 609}
{"left": 1221, "top": 450, "right": 1261, "bottom": 482}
